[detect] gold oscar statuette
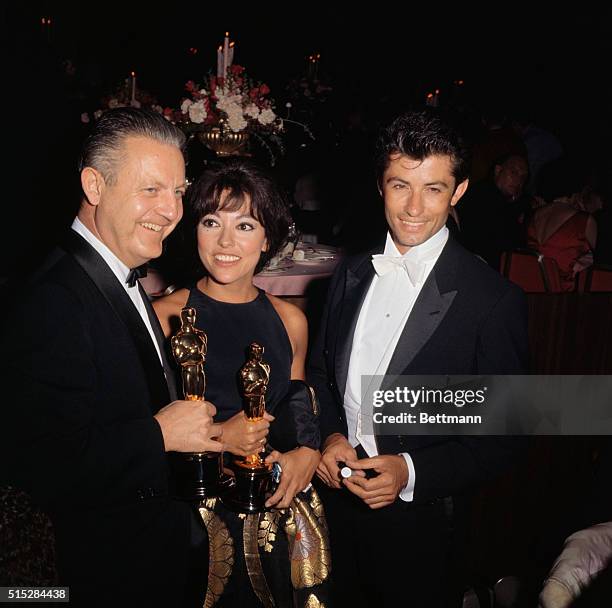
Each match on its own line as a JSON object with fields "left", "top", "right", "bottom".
{"left": 221, "top": 342, "right": 274, "bottom": 512}
{"left": 171, "top": 307, "right": 207, "bottom": 401}
{"left": 168, "top": 307, "right": 222, "bottom": 500}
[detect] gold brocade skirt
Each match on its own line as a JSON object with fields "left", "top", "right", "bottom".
{"left": 199, "top": 487, "right": 331, "bottom": 608}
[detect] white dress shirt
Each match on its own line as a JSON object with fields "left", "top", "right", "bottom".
{"left": 71, "top": 218, "right": 163, "bottom": 366}
{"left": 343, "top": 226, "right": 449, "bottom": 501}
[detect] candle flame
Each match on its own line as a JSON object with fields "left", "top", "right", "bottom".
{"left": 131, "top": 71, "right": 135, "bottom": 77}
{"left": 230, "top": 42, "right": 235, "bottom": 48}
{"left": 225, "top": 31, "right": 229, "bottom": 37}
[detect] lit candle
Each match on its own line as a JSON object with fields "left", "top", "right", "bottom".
{"left": 217, "top": 46, "right": 223, "bottom": 78}
{"left": 131, "top": 71, "right": 136, "bottom": 103}
{"left": 223, "top": 32, "right": 230, "bottom": 78}
{"left": 229, "top": 41, "right": 235, "bottom": 68}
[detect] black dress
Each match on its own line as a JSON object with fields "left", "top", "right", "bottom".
{"left": 185, "top": 287, "right": 292, "bottom": 423}
{"left": 185, "top": 286, "right": 331, "bottom": 608}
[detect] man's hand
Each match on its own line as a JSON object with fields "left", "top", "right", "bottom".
{"left": 220, "top": 411, "right": 274, "bottom": 457}
{"left": 264, "top": 446, "right": 320, "bottom": 509}
{"left": 316, "top": 433, "right": 362, "bottom": 489}
{"left": 154, "top": 400, "right": 223, "bottom": 453}
{"left": 343, "top": 455, "right": 408, "bottom": 509}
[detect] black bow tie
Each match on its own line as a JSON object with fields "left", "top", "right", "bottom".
{"left": 126, "top": 265, "right": 148, "bottom": 288}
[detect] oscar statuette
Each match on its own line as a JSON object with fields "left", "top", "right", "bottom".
{"left": 168, "top": 307, "right": 223, "bottom": 500}
{"left": 221, "top": 342, "right": 275, "bottom": 513}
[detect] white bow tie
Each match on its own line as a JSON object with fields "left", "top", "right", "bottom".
{"left": 371, "top": 254, "right": 426, "bottom": 287}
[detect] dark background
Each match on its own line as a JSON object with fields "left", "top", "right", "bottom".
{"left": 3, "top": 5, "right": 612, "bottom": 277}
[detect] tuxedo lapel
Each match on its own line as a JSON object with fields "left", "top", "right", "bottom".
{"left": 334, "top": 255, "right": 376, "bottom": 397}
{"left": 63, "top": 229, "right": 170, "bottom": 411}
{"left": 138, "top": 283, "right": 179, "bottom": 402}
{"left": 384, "top": 273, "right": 456, "bottom": 379}
{"left": 384, "top": 238, "right": 461, "bottom": 380}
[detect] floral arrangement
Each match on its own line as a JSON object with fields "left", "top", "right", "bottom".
{"left": 163, "top": 64, "right": 316, "bottom": 165}
{"left": 165, "top": 65, "right": 283, "bottom": 136}
{"left": 286, "top": 76, "right": 333, "bottom": 107}
{"left": 81, "top": 76, "right": 163, "bottom": 124}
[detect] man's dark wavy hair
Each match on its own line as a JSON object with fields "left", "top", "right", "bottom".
{"left": 186, "top": 158, "right": 291, "bottom": 274}
{"left": 375, "top": 110, "right": 471, "bottom": 190}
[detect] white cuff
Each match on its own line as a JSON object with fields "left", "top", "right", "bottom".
{"left": 398, "top": 452, "right": 416, "bottom": 502}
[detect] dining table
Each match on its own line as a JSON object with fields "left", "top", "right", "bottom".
{"left": 253, "top": 243, "right": 340, "bottom": 294}
{"left": 253, "top": 243, "right": 341, "bottom": 310}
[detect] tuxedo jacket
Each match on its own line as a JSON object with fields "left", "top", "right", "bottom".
{"left": 1, "top": 230, "right": 193, "bottom": 606}
{"left": 308, "top": 236, "right": 529, "bottom": 505}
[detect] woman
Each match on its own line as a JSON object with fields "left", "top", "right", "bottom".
{"left": 527, "top": 192, "right": 598, "bottom": 291}
{"left": 154, "top": 158, "right": 330, "bottom": 608}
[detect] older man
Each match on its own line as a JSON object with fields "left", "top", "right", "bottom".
{"left": 1, "top": 108, "right": 222, "bottom": 607}
{"left": 459, "top": 153, "right": 531, "bottom": 269}
{"left": 308, "top": 111, "right": 528, "bottom": 607}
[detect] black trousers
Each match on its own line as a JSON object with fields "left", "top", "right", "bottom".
{"left": 318, "top": 481, "right": 462, "bottom": 608}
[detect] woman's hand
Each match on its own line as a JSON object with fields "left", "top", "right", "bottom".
{"left": 264, "top": 447, "right": 321, "bottom": 509}
{"left": 220, "top": 411, "right": 274, "bottom": 456}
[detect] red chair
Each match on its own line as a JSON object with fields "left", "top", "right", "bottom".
{"left": 500, "top": 250, "right": 562, "bottom": 293}
{"left": 576, "top": 265, "right": 612, "bottom": 292}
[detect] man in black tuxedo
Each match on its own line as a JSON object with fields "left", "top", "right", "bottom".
{"left": 308, "top": 110, "right": 528, "bottom": 607}
{"left": 1, "top": 109, "right": 224, "bottom": 606}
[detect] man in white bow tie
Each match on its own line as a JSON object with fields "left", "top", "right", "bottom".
{"left": 308, "top": 110, "right": 528, "bottom": 607}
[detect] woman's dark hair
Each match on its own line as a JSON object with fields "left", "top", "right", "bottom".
{"left": 375, "top": 109, "right": 471, "bottom": 189}
{"left": 187, "top": 158, "right": 291, "bottom": 274}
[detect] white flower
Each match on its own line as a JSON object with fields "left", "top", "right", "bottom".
{"left": 80, "top": 113, "right": 90, "bottom": 124}
{"left": 94, "top": 110, "right": 103, "bottom": 120}
{"left": 245, "top": 104, "right": 260, "bottom": 119}
{"left": 258, "top": 108, "right": 276, "bottom": 126}
{"left": 108, "top": 98, "right": 120, "bottom": 109}
{"left": 181, "top": 98, "right": 193, "bottom": 114}
{"left": 151, "top": 104, "right": 163, "bottom": 114}
{"left": 227, "top": 110, "right": 247, "bottom": 132}
{"left": 216, "top": 94, "right": 243, "bottom": 114}
{"left": 199, "top": 89, "right": 208, "bottom": 96}
{"left": 188, "top": 100, "right": 207, "bottom": 124}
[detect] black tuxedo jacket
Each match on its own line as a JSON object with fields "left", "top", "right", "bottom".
{"left": 308, "top": 236, "right": 529, "bottom": 504}
{"left": 1, "top": 230, "right": 193, "bottom": 607}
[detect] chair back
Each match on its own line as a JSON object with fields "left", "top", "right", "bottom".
{"left": 579, "top": 265, "right": 612, "bottom": 292}
{"left": 500, "top": 250, "right": 562, "bottom": 293}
